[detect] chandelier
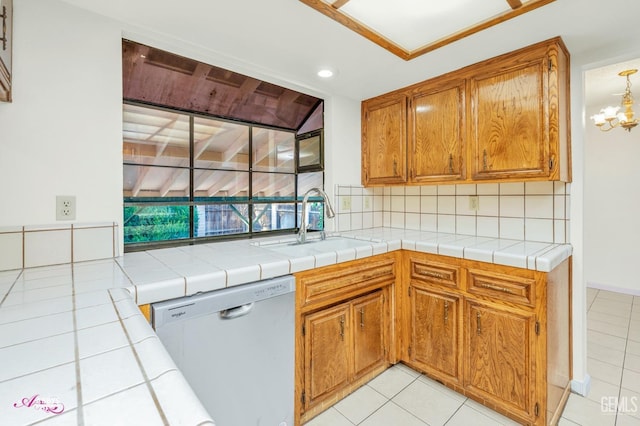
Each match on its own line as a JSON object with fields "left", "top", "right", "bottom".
{"left": 591, "top": 69, "right": 639, "bottom": 132}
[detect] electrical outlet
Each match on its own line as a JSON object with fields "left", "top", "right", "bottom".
{"left": 363, "top": 196, "right": 371, "bottom": 210}
{"left": 341, "top": 196, "right": 352, "bottom": 211}
{"left": 56, "top": 196, "right": 76, "bottom": 220}
{"left": 468, "top": 195, "right": 479, "bottom": 212}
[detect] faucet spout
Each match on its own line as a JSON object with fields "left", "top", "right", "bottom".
{"left": 297, "top": 187, "right": 335, "bottom": 244}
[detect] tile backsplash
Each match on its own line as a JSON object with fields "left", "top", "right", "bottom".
{"left": 0, "top": 222, "right": 119, "bottom": 271}
{"left": 334, "top": 182, "right": 570, "bottom": 244}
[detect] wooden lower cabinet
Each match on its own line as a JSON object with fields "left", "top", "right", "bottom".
{"left": 401, "top": 251, "right": 571, "bottom": 426}
{"left": 409, "top": 286, "right": 461, "bottom": 384}
{"left": 465, "top": 299, "right": 537, "bottom": 419}
{"left": 295, "top": 250, "right": 570, "bottom": 426}
{"left": 295, "top": 253, "right": 398, "bottom": 425}
{"left": 304, "top": 303, "right": 351, "bottom": 407}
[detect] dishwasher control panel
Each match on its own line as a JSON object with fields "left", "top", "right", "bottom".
{"left": 151, "top": 275, "right": 295, "bottom": 328}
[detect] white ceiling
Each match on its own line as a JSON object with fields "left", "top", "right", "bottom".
{"left": 59, "top": 0, "right": 640, "bottom": 105}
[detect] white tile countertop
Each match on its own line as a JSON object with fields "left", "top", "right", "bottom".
{"left": 0, "top": 227, "right": 572, "bottom": 424}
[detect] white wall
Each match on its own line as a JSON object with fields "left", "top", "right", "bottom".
{"left": 0, "top": 0, "right": 123, "bottom": 229}
{"left": 0, "top": 0, "right": 362, "bottom": 241}
{"left": 584, "top": 118, "right": 640, "bottom": 295}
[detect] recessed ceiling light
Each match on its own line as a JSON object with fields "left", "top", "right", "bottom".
{"left": 317, "top": 69, "right": 334, "bottom": 78}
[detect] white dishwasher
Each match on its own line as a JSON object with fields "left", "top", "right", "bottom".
{"left": 152, "top": 275, "right": 295, "bottom": 426}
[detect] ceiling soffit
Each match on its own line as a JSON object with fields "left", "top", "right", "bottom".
{"left": 299, "top": 0, "right": 555, "bottom": 60}
{"left": 122, "top": 40, "right": 322, "bottom": 131}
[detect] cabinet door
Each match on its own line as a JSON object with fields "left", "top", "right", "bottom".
{"left": 470, "top": 58, "right": 549, "bottom": 180}
{"left": 304, "top": 303, "right": 351, "bottom": 409}
{"left": 352, "top": 291, "right": 386, "bottom": 379}
{"left": 410, "top": 80, "right": 465, "bottom": 182}
{"left": 464, "top": 299, "right": 536, "bottom": 419}
{"left": 362, "top": 94, "right": 407, "bottom": 185}
{"left": 409, "top": 286, "right": 460, "bottom": 382}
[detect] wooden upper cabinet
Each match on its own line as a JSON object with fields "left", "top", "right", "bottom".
{"left": 361, "top": 93, "right": 407, "bottom": 185}
{"left": 470, "top": 40, "right": 568, "bottom": 181}
{"left": 361, "top": 37, "right": 570, "bottom": 186}
{"left": 410, "top": 78, "right": 466, "bottom": 183}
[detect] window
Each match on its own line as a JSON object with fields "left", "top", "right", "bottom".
{"left": 123, "top": 103, "right": 324, "bottom": 250}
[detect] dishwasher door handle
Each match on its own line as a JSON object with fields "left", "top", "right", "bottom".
{"left": 219, "top": 303, "right": 254, "bottom": 320}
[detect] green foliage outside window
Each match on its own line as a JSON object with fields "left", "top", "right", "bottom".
{"left": 124, "top": 206, "right": 197, "bottom": 243}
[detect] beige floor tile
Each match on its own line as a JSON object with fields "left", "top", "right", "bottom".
{"left": 585, "top": 377, "right": 624, "bottom": 404}
{"left": 618, "top": 387, "right": 640, "bottom": 420}
{"left": 622, "top": 369, "right": 640, "bottom": 394}
{"left": 366, "top": 364, "right": 417, "bottom": 399}
{"left": 359, "top": 401, "right": 426, "bottom": 426}
{"left": 587, "top": 318, "right": 629, "bottom": 338}
{"left": 333, "top": 384, "right": 387, "bottom": 424}
{"left": 392, "top": 379, "right": 463, "bottom": 425}
{"left": 597, "top": 291, "right": 634, "bottom": 304}
{"left": 558, "top": 417, "right": 581, "bottom": 425}
{"left": 588, "top": 330, "right": 627, "bottom": 352}
{"left": 393, "top": 362, "right": 422, "bottom": 379}
{"left": 590, "top": 299, "right": 632, "bottom": 318}
{"left": 587, "top": 341, "right": 626, "bottom": 367}
{"left": 561, "top": 393, "right": 616, "bottom": 426}
{"left": 462, "top": 398, "right": 521, "bottom": 425}
{"left": 417, "top": 374, "right": 467, "bottom": 403}
{"left": 616, "top": 414, "right": 640, "bottom": 426}
{"left": 629, "top": 322, "right": 640, "bottom": 343}
{"left": 588, "top": 310, "right": 631, "bottom": 328}
{"left": 445, "top": 404, "right": 502, "bottom": 426}
{"left": 304, "top": 407, "right": 354, "bottom": 426}
{"left": 587, "top": 357, "right": 623, "bottom": 386}
{"left": 628, "top": 340, "right": 640, "bottom": 357}
{"left": 625, "top": 353, "right": 640, "bottom": 373}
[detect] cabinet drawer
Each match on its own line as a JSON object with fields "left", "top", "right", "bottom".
{"left": 408, "top": 257, "right": 460, "bottom": 289}
{"left": 298, "top": 256, "right": 396, "bottom": 308}
{"left": 467, "top": 269, "right": 536, "bottom": 307}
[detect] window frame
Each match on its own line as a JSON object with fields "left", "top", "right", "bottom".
{"left": 123, "top": 101, "right": 325, "bottom": 252}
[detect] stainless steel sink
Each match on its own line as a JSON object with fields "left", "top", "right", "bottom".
{"left": 255, "top": 236, "right": 377, "bottom": 257}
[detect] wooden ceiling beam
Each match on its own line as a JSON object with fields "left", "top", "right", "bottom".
{"left": 331, "top": 0, "right": 350, "bottom": 9}
{"left": 506, "top": 0, "right": 523, "bottom": 9}
{"left": 298, "top": 0, "right": 555, "bottom": 61}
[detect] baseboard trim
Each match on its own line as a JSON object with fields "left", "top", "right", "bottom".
{"left": 587, "top": 282, "right": 640, "bottom": 296}
{"left": 571, "top": 374, "right": 591, "bottom": 397}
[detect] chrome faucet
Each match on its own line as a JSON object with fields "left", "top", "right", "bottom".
{"left": 296, "top": 187, "right": 336, "bottom": 244}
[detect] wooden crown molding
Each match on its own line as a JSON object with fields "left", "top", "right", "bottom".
{"left": 299, "top": 0, "right": 556, "bottom": 61}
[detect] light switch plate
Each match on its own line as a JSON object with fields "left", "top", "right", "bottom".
{"left": 341, "top": 196, "right": 352, "bottom": 211}
{"left": 468, "top": 196, "right": 479, "bottom": 211}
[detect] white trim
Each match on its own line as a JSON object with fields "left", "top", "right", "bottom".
{"left": 571, "top": 374, "right": 591, "bottom": 397}
{"left": 587, "top": 282, "right": 640, "bottom": 297}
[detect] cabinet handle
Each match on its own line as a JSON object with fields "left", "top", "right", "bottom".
{"left": 360, "top": 308, "right": 365, "bottom": 328}
{"left": 443, "top": 301, "right": 449, "bottom": 324}
{"left": 1, "top": 6, "right": 7, "bottom": 51}
{"left": 482, "top": 149, "right": 488, "bottom": 171}
{"left": 448, "top": 154, "right": 454, "bottom": 174}
{"left": 393, "top": 159, "right": 398, "bottom": 176}
{"left": 339, "top": 315, "right": 345, "bottom": 341}
{"left": 479, "top": 282, "right": 514, "bottom": 294}
{"left": 476, "top": 312, "right": 482, "bottom": 335}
